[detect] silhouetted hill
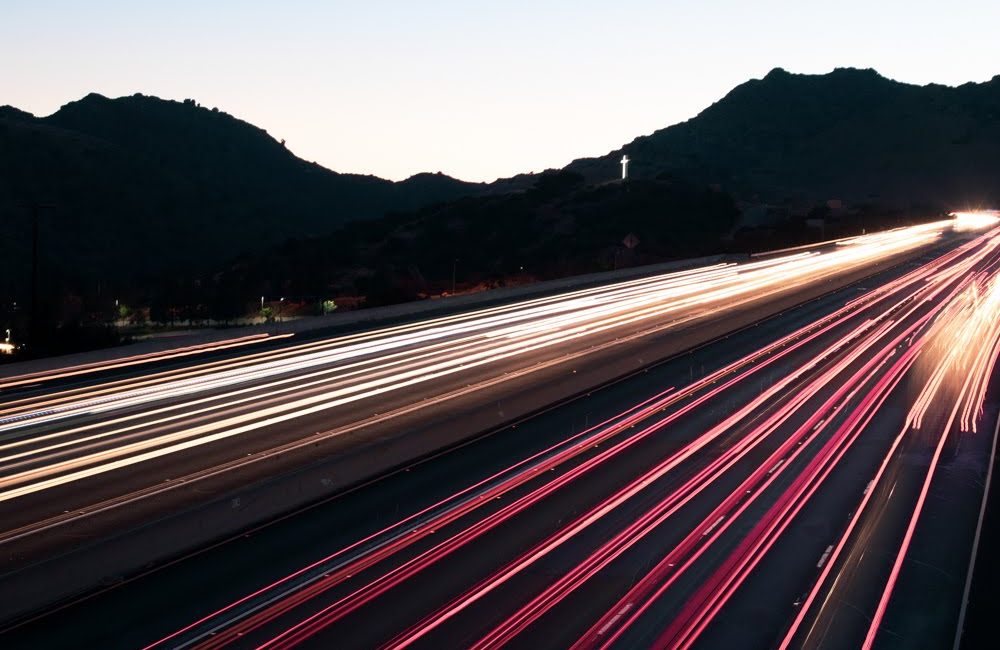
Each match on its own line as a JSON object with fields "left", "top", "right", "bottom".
{"left": 196, "top": 167, "right": 941, "bottom": 320}
{"left": 0, "top": 93, "right": 483, "bottom": 288}
{"left": 190, "top": 170, "right": 741, "bottom": 316}
{"left": 567, "top": 68, "right": 1000, "bottom": 207}
{"left": 3, "top": 69, "right": 997, "bottom": 356}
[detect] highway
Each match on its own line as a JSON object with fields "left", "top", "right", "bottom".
{"left": 0, "top": 221, "right": 953, "bottom": 559}
{"left": 1, "top": 216, "right": 999, "bottom": 649}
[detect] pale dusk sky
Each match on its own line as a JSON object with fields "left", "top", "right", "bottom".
{"left": 3, "top": 1, "right": 998, "bottom": 182}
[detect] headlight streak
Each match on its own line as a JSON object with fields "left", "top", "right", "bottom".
{"left": 262, "top": 315, "right": 898, "bottom": 650}
{"left": 132, "top": 224, "right": 998, "bottom": 650}
{"left": 391, "top": 321, "right": 911, "bottom": 650}
{"left": 951, "top": 210, "right": 1000, "bottom": 232}
{"left": 0, "top": 223, "right": 951, "bottom": 504}
{"left": 0, "top": 334, "right": 290, "bottom": 391}
{"left": 0, "top": 270, "right": 899, "bottom": 500}
{"left": 394, "top": 256, "right": 969, "bottom": 650}
{"left": 0, "top": 264, "right": 737, "bottom": 419}
{"left": 610, "top": 230, "right": 1000, "bottom": 650}
{"left": 10, "top": 219, "right": 1000, "bottom": 650}
{"left": 148, "top": 274, "right": 893, "bottom": 650}
{"left": 0, "top": 264, "right": 736, "bottom": 420}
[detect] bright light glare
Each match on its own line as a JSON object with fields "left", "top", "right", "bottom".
{"left": 951, "top": 210, "right": 1000, "bottom": 231}
{"left": 0, "top": 220, "right": 960, "bottom": 503}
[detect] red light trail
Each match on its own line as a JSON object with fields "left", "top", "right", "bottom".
{"left": 132, "top": 219, "right": 1000, "bottom": 649}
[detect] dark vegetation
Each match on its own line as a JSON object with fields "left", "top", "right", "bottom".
{"left": 194, "top": 171, "right": 739, "bottom": 311}
{"left": 2, "top": 68, "right": 998, "bottom": 358}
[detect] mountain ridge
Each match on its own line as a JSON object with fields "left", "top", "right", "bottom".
{"left": 566, "top": 67, "right": 1000, "bottom": 206}
{"left": 0, "top": 92, "right": 485, "bottom": 286}
{"left": 3, "top": 67, "right": 999, "bottom": 341}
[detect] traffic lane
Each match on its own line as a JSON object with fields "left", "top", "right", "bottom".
{"left": 210, "top": 321, "right": 863, "bottom": 650}
{"left": 3, "top": 234, "right": 972, "bottom": 632}
{"left": 791, "top": 439, "right": 940, "bottom": 648}
{"left": 560, "top": 254, "right": 988, "bottom": 643}
{"left": 2, "top": 232, "right": 954, "bottom": 451}
{"left": 0, "top": 298, "right": 747, "bottom": 535}
{"left": 188, "top": 266, "right": 935, "bottom": 650}
{"left": 656, "top": 260, "right": 1000, "bottom": 647}
{"left": 685, "top": 388, "right": 921, "bottom": 649}
{"left": 0, "top": 255, "right": 671, "bottom": 396}
{"left": 0, "top": 254, "right": 883, "bottom": 454}
{"left": 563, "top": 337, "right": 919, "bottom": 650}
{"left": 0, "top": 322, "right": 579, "bottom": 478}
{"left": 0, "top": 255, "right": 906, "bottom": 648}
{"left": 164, "top": 290, "right": 868, "bottom": 648}
{"left": 0, "top": 297, "right": 605, "bottom": 432}
{"left": 0, "top": 334, "right": 299, "bottom": 397}
{"left": 863, "top": 405, "right": 998, "bottom": 649}
{"left": 0, "top": 250, "right": 924, "bottom": 557}
{"left": 776, "top": 403, "right": 998, "bottom": 649}
{"left": 388, "top": 288, "right": 935, "bottom": 650}
{"left": 0, "top": 253, "right": 753, "bottom": 395}
{"left": 0, "top": 257, "right": 753, "bottom": 412}
{"left": 0, "top": 232, "right": 928, "bottom": 398}
{"left": 0, "top": 274, "right": 810, "bottom": 472}
{"left": 1, "top": 273, "right": 782, "bottom": 466}
{"left": 386, "top": 380, "right": 855, "bottom": 650}
{"left": 958, "top": 407, "right": 1000, "bottom": 650}
{"left": 564, "top": 246, "right": 992, "bottom": 643}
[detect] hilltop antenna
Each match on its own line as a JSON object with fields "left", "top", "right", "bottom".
{"left": 621, "top": 154, "right": 630, "bottom": 181}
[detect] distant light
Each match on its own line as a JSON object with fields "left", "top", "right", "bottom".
{"left": 951, "top": 210, "right": 1000, "bottom": 231}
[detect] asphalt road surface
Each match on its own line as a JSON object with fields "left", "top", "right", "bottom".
{"left": 2, "top": 219, "right": 999, "bottom": 649}
{"left": 0, "top": 221, "right": 958, "bottom": 586}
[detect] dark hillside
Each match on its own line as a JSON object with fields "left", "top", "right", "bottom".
{"left": 196, "top": 171, "right": 740, "bottom": 311}
{"left": 568, "top": 68, "right": 1000, "bottom": 207}
{"left": 0, "top": 93, "right": 483, "bottom": 288}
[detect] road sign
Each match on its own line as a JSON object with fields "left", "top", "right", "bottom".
{"left": 623, "top": 232, "right": 640, "bottom": 249}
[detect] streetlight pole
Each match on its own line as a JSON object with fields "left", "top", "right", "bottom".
{"left": 452, "top": 259, "right": 457, "bottom": 295}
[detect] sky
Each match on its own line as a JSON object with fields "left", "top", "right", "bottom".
{"left": 3, "top": 1, "right": 999, "bottom": 182}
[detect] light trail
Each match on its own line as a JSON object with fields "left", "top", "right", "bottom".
{"left": 7, "top": 218, "right": 1000, "bottom": 650}
{"left": 0, "top": 221, "right": 950, "bottom": 506}
{"left": 569, "top": 290, "right": 949, "bottom": 649}
{"left": 149, "top": 229, "right": 943, "bottom": 649}
{"left": 583, "top": 227, "right": 1000, "bottom": 650}
{"left": 382, "top": 225, "right": 1000, "bottom": 650}
{"left": 0, "top": 334, "right": 290, "bottom": 391}
{"left": 384, "top": 270, "right": 964, "bottom": 650}
{"left": 158, "top": 220, "right": 1000, "bottom": 650}
{"left": 781, "top": 253, "right": 1000, "bottom": 650}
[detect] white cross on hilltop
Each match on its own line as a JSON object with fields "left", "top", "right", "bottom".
{"left": 621, "top": 154, "right": 630, "bottom": 180}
